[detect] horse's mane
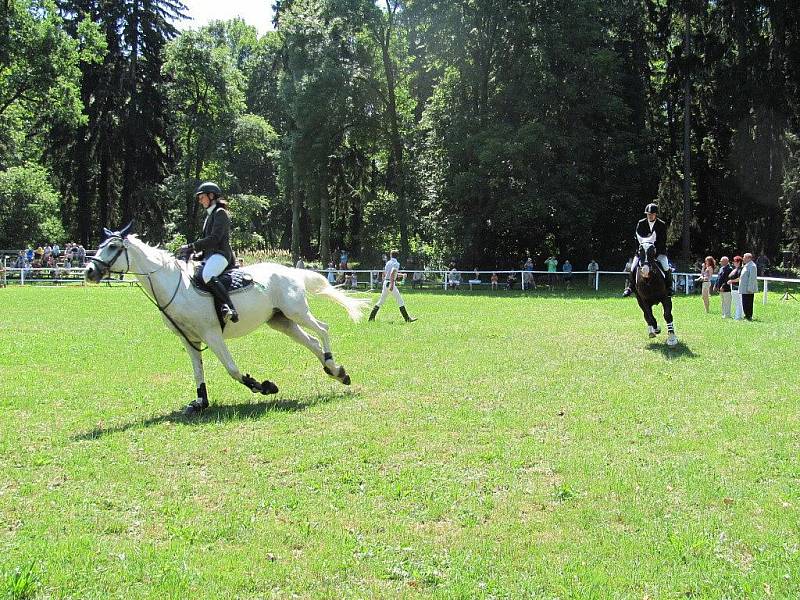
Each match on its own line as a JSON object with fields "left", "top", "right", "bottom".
{"left": 126, "top": 235, "right": 183, "bottom": 272}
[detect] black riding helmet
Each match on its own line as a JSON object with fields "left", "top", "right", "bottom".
{"left": 644, "top": 202, "right": 658, "bottom": 214}
{"left": 195, "top": 181, "right": 222, "bottom": 198}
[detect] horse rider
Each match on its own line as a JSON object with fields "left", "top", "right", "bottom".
{"left": 179, "top": 182, "right": 239, "bottom": 322}
{"left": 622, "top": 202, "right": 674, "bottom": 297}
{"left": 368, "top": 249, "right": 417, "bottom": 322}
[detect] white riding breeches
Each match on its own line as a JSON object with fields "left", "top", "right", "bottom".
{"left": 631, "top": 254, "right": 669, "bottom": 273}
{"left": 202, "top": 253, "right": 228, "bottom": 283}
{"left": 376, "top": 280, "right": 405, "bottom": 308}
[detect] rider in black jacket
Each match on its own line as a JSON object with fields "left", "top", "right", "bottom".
{"left": 623, "top": 203, "right": 674, "bottom": 297}
{"left": 179, "top": 182, "right": 239, "bottom": 322}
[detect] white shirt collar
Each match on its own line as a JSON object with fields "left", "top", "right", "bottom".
{"left": 206, "top": 202, "right": 217, "bottom": 216}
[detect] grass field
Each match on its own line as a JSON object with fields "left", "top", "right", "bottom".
{"left": 1, "top": 284, "right": 799, "bottom": 599}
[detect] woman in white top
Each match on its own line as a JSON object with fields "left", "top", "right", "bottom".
{"left": 696, "top": 256, "right": 716, "bottom": 313}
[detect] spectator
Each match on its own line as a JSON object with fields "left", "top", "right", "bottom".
{"left": 490, "top": 272, "right": 499, "bottom": 290}
{"left": 755, "top": 253, "right": 770, "bottom": 276}
{"left": 505, "top": 272, "right": 517, "bottom": 290}
{"left": 727, "top": 256, "right": 744, "bottom": 320}
{"left": 326, "top": 261, "right": 336, "bottom": 284}
{"left": 350, "top": 272, "right": 358, "bottom": 289}
{"left": 44, "top": 244, "right": 52, "bottom": 261}
{"left": 25, "top": 246, "right": 34, "bottom": 262}
{"left": 714, "top": 256, "right": 733, "bottom": 318}
{"left": 35, "top": 245, "right": 44, "bottom": 261}
{"left": 623, "top": 258, "right": 633, "bottom": 294}
{"left": 448, "top": 267, "right": 461, "bottom": 289}
{"left": 587, "top": 258, "right": 599, "bottom": 286}
{"left": 562, "top": 260, "right": 573, "bottom": 286}
{"left": 52, "top": 243, "right": 60, "bottom": 258}
{"left": 339, "top": 249, "right": 349, "bottom": 270}
{"left": 77, "top": 244, "right": 86, "bottom": 265}
{"left": 522, "top": 257, "right": 535, "bottom": 289}
{"left": 295, "top": 257, "right": 305, "bottom": 269}
{"left": 695, "top": 256, "right": 716, "bottom": 313}
{"left": 468, "top": 268, "right": 482, "bottom": 290}
{"left": 14, "top": 251, "right": 26, "bottom": 269}
{"left": 738, "top": 252, "right": 759, "bottom": 321}
{"left": 411, "top": 270, "right": 423, "bottom": 288}
{"left": 545, "top": 255, "right": 558, "bottom": 286}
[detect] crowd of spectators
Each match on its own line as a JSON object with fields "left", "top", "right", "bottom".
{"left": 6, "top": 242, "right": 88, "bottom": 280}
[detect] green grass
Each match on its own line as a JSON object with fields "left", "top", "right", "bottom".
{"left": 1, "top": 284, "right": 799, "bottom": 598}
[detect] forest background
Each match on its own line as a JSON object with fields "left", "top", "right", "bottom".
{"left": 2, "top": 0, "right": 799, "bottom": 270}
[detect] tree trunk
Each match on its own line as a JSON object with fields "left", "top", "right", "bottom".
{"left": 289, "top": 163, "right": 301, "bottom": 262}
{"left": 379, "top": 21, "right": 410, "bottom": 257}
{"left": 120, "top": 0, "right": 140, "bottom": 227}
{"left": 318, "top": 167, "right": 330, "bottom": 265}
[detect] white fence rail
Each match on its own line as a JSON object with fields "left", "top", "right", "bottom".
{"left": 3, "top": 259, "right": 798, "bottom": 305}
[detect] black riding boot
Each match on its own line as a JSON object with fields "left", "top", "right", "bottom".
{"left": 208, "top": 276, "right": 239, "bottom": 322}
{"left": 368, "top": 305, "right": 380, "bottom": 321}
{"left": 399, "top": 306, "right": 417, "bottom": 322}
{"left": 665, "top": 270, "right": 674, "bottom": 296}
{"left": 622, "top": 272, "right": 633, "bottom": 297}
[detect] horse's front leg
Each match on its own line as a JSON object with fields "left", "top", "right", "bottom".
{"left": 635, "top": 294, "right": 657, "bottom": 334}
{"left": 204, "top": 333, "right": 279, "bottom": 396}
{"left": 181, "top": 338, "right": 209, "bottom": 416}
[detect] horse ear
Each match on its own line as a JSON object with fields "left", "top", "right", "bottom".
{"left": 102, "top": 227, "right": 113, "bottom": 238}
{"left": 119, "top": 221, "right": 134, "bottom": 238}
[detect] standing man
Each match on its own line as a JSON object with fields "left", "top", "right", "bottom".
{"left": 179, "top": 182, "right": 239, "bottom": 323}
{"left": 545, "top": 255, "right": 558, "bottom": 287}
{"left": 587, "top": 258, "right": 599, "bottom": 287}
{"left": 368, "top": 250, "right": 417, "bottom": 322}
{"left": 738, "top": 252, "right": 759, "bottom": 321}
{"left": 623, "top": 203, "right": 673, "bottom": 297}
{"left": 714, "top": 256, "right": 733, "bottom": 318}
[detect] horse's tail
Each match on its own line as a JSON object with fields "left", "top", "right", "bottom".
{"left": 300, "top": 270, "right": 370, "bottom": 322}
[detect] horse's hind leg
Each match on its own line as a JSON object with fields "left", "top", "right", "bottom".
{"left": 280, "top": 308, "right": 350, "bottom": 385}
{"left": 205, "top": 332, "right": 279, "bottom": 396}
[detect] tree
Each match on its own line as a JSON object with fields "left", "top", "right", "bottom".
{"left": 0, "top": 164, "right": 66, "bottom": 247}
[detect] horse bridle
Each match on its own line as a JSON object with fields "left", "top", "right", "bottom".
{"left": 90, "top": 236, "right": 205, "bottom": 352}
{"left": 89, "top": 236, "right": 130, "bottom": 276}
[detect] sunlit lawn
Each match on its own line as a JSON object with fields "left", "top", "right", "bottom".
{"left": 1, "top": 283, "right": 799, "bottom": 598}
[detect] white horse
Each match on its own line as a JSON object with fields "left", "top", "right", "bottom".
{"left": 85, "top": 225, "right": 369, "bottom": 415}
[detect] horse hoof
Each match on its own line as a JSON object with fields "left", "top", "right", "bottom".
{"left": 341, "top": 374, "right": 351, "bottom": 385}
{"left": 261, "top": 380, "right": 279, "bottom": 395}
{"left": 648, "top": 332, "right": 657, "bottom": 338}
{"left": 184, "top": 398, "right": 208, "bottom": 416}
{"left": 654, "top": 328, "right": 661, "bottom": 335}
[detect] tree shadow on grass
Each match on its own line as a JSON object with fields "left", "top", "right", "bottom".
{"left": 645, "top": 340, "right": 697, "bottom": 359}
{"left": 73, "top": 389, "right": 356, "bottom": 441}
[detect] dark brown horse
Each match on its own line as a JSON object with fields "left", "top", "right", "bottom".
{"left": 633, "top": 233, "right": 678, "bottom": 346}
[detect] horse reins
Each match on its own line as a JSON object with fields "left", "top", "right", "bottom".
{"left": 91, "top": 237, "right": 207, "bottom": 353}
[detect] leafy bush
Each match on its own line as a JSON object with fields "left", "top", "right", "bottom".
{"left": 0, "top": 165, "right": 65, "bottom": 248}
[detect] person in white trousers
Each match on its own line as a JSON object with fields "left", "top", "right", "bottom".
{"left": 368, "top": 250, "right": 417, "bottom": 322}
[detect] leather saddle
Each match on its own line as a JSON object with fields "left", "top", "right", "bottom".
{"left": 191, "top": 265, "right": 254, "bottom": 330}
{"left": 191, "top": 264, "right": 254, "bottom": 294}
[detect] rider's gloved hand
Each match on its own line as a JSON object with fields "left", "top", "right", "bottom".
{"left": 178, "top": 244, "right": 193, "bottom": 259}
